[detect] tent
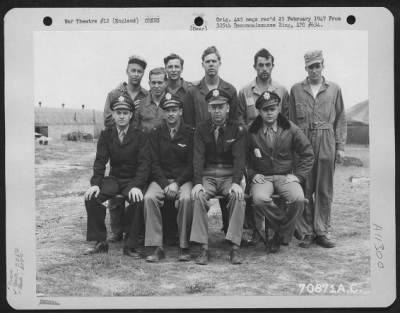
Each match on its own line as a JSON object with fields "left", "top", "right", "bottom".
{"left": 346, "top": 100, "right": 369, "bottom": 145}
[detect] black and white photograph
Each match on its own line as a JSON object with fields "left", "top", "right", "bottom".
{"left": 4, "top": 7, "right": 396, "bottom": 309}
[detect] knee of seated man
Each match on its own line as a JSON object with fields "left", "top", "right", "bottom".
{"left": 252, "top": 195, "right": 273, "bottom": 207}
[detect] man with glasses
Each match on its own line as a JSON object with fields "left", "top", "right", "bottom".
{"left": 286, "top": 50, "right": 346, "bottom": 249}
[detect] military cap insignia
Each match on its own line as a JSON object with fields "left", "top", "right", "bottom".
{"left": 118, "top": 96, "right": 125, "bottom": 102}
{"left": 212, "top": 89, "right": 219, "bottom": 97}
{"left": 165, "top": 93, "right": 172, "bottom": 100}
{"left": 263, "top": 92, "right": 271, "bottom": 100}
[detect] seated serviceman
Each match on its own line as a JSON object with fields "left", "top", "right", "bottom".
{"left": 84, "top": 91, "right": 149, "bottom": 257}
{"left": 143, "top": 92, "right": 195, "bottom": 262}
{"left": 190, "top": 89, "right": 246, "bottom": 265}
{"left": 247, "top": 91, "right": 314, "bottom": 253}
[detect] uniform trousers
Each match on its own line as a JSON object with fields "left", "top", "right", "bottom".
{"left": 297, "top": 128, "right": 335, "bottom": 237}
{"left": 144, "top": 181, "right": 193, "bottom": 248}
{"left": 85, "top": 176, "right": 143, "bottom": 248}
{"left": 190, "top": 168, "right": 245, "bottom": 246}
{"left": 251, "top": 175, "right": 304, "bottom": 243}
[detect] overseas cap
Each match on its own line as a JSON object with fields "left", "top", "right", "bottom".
{"left": 205, "top": 88, "right": 231, "bottom": 105}
{"left": 110, "top": 92, "right": 134, "bottom": 111}
{"left": 255, "top": 91, "right": 281, "bottom": 109}
{"left": 128, "top": 55, "right": 147, "bottom": 70}
{"left": 304, "top": 50, "right": 324, "bottom": 67}
{"left": 160, "top": 92, "right": 182, "bottom": 110}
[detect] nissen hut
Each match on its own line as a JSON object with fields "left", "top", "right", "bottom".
{"left": 35, "top": 106, "right": 103, "bottom": 140}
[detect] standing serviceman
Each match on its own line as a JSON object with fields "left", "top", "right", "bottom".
{"left": 84, "top": 91, "right": 149, "bottom": 257}
{"left": 287, "top": 50, "right": 346, "bottom": 248}
{"left": 238, "top": 48, "right": 289, "bottom": 126}
{"left": 247, "top": 91, "right": 314, "bottom": 253}
{"left": 135, "top": 67, "right": 168, "bottom": 132}
{"left": 143, "top": 92, "right": 194, "bottom": 262}
{"left": 182, "top": 46, "right": 241, "bottom": 127}
{"left": 103, "top": 55, "right": 148, "bottom": 243}
{"left": 190, "top": 89, "right": 246, "bottom": 265}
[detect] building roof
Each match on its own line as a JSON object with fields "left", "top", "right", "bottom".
{"left": 35, "top": 107, "right": 103, "bottom": 125}
{"left": 346, "top": 100, "right": 369, "bottom": 125}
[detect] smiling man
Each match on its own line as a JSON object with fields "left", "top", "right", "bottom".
{"left": 239, "top": 48, "right": 289, "bottom": 126}
{"left": 247, "top": 91, "right": 314, "bottom": 253}
{"left": 143, "top": 92, "right": 194, "bottom": 262}
{"left": 135, "top": 67, "right": 168, "bottom": 132}
{"left": 84, "top": 91, "right": 149, "bottom": 257}
{"left": 287, "top": 50, "right": 347, "bottom": 249}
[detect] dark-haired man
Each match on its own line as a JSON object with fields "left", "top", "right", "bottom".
{"left": 239, "top": 48, "right": 289, "bottom": 126}
{"left": 135, "top": 67, "right": 168, "bottom": 132}
{"left": 144, "top": 92, "right": 194, "bottom": 262}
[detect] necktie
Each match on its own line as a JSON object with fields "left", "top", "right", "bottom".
{"left": 214, "top": 126, "right": 220, "bottom": 143}
{"left": 119, "top": 130, "right": 125, "bottom": 143}
{"left": 170, "top": 128, "right": 176, "bottom": 139}
{"left": 266, "top": 127, "right": 275, "bottom": 149}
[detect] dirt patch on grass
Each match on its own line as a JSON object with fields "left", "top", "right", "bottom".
{"left": 36, "top": 141, "right": 370, "bottom": 297}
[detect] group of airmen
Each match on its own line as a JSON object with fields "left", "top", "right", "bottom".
{"left": 83, "top": 46, "right": 347, "bottom": 265}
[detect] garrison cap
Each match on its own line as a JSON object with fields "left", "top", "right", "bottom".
{"left": 205, "top": 88, "right": 231, "bottom": 105}
{"left": 110, "top": 92, "right": 134, "bottom": 111}
{"left": 255, "top": 91, "right": 281, "bottom": 109}
{"left": 304, "top": 50, "right": 324, "bottom": 67}
{"left": 128, "top": 54, "right": 147, "bottom": 70}
{"left": 160, "top": 92, "right": 182, "bottom": 110}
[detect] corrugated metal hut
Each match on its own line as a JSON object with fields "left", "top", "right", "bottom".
{"left": 35, "top": 107, "right": 104, "bottom": 140}
{"left": 346, "top": 100, "right": 369, "bottom": 145}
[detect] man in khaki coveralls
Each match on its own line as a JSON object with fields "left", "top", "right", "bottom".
{"left": 143, "top": 93, "right": 194, "bottom": 262}
{"left": 287, "top": 50, "right": 347, "bottom": 248}
{"left": 190, "top": 88, "right": 246, "bottom": 265}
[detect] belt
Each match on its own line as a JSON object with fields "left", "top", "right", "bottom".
{"left": 206, "top": 163, "right": 233, "bottom": 169}
{"left": 309, "top": 121, "right": 333, "bottom": 130}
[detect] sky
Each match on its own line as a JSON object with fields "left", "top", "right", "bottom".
{"left": 34, "top": 30, "right": 367, "bottom": 111}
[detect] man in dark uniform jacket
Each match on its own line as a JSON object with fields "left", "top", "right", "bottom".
{"left": 143, "top": 92, "right": 194, "bottom": 262}
{"left": 103, "top": 55, "right": 149, "bottom": 243}
{"left": 190, "top": 88, "right": 246, "bottom": 265}
{"left": 84, "top": 91, "right": 149, "bottom": 257}
{"left": 247, "top": 91, "right": 314, "bottom": 252}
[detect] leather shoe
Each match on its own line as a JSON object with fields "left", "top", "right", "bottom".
{"left": 299, "top": 235, "right": 314, "bottom": 248}
{"left": 315, "top": 235, "right": 336, "bottom": 248}
{"left": 108, "top": 232, "right": 123, "bottom": 243}
{"left": 230, "top": 249, "right": 242, "bottom": 265}
{"left": 123, "top": 246, "right": 141, "bottom": 258}
{"left": 85, "top": 241, "right": 108, "bottom": 255}
{"left": 195, "top": 248, "right": 209, "bottom": 265}
{"left": 269, "top": 233, "right": 281, "bottom": 253}
{"left": 146, "top": 247, "right": 165, "bottom": 263}
{"left": 178, "top": 248, "right": 191, "bottom": 262}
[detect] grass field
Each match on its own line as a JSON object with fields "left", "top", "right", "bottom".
{"left": 35, "top": 141, "right": 370, "bottom": 297}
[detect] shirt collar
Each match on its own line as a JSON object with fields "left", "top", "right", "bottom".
{"left": 263, "top": 122, "right": 278, "bottom": 134}
{"left": 251, "top": 78, "right": 278, "bottom": 95}
{"left": 117, "top": 125, "right": 129, "bottom": 134}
